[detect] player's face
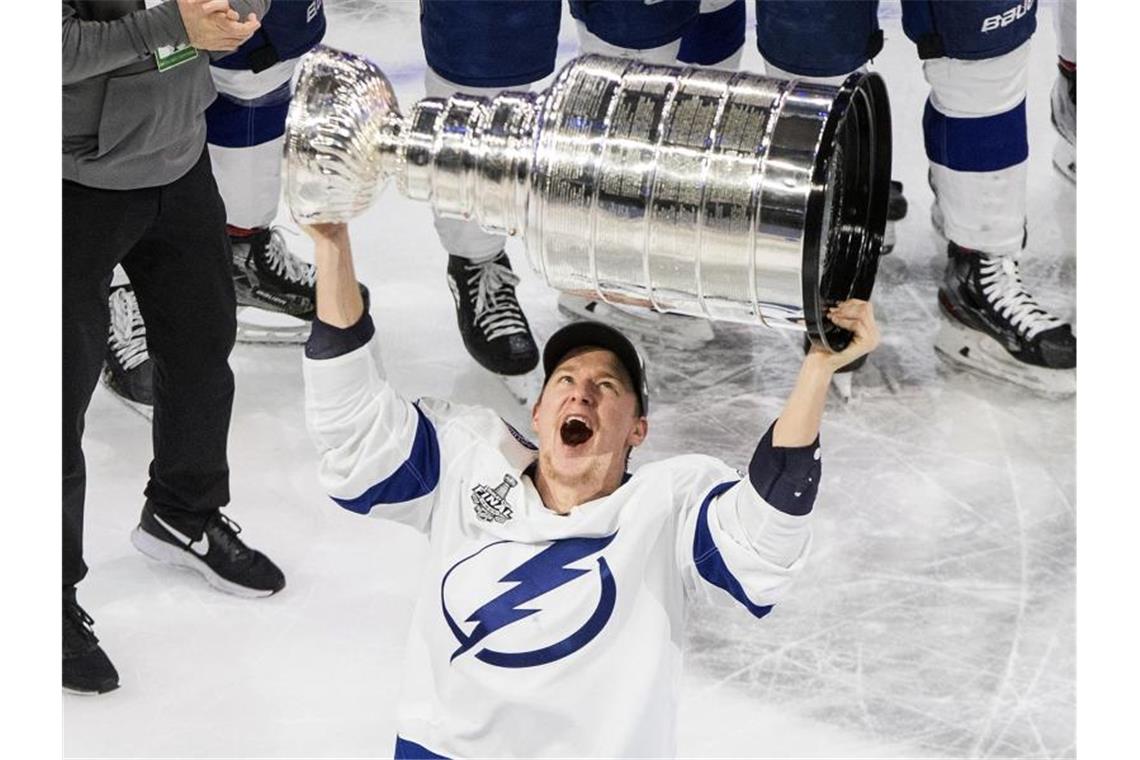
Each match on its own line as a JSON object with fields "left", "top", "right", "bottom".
{"left": 532, "top": 347, "right": 648, "bottom": 481}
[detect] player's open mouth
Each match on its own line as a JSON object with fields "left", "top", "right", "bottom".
{"left": 559, "top": 415, "right": 594, "bottom": 446}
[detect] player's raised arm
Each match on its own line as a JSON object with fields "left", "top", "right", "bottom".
{"left": 678, "top": 300, "right": 880, "bottom": 615}
{"left": 300, "top": 222, "right": 440, "bottom": 533}
{"left": 773, "top": 300, "right": 881, "bottom": 446}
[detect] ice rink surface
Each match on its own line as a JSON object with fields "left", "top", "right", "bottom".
{"left": 65, "top": 1, "right": 1076, "bottom": 757}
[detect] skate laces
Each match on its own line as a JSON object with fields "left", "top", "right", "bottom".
{"left": 978, "top": 257, "right": 1064, "bottom": 340}
{"left": 263, "top": 228, "right": 315, "bottom": 287}
{"left": 108, "top": 288, "right": 149, "bottom": 370}
{"left": 466, "top": 258, "right": 528, "bottom": 341}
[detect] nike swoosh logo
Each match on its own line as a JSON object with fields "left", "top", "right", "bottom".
{"left": 152, "top": 513, "right": 211, "bottom": 556}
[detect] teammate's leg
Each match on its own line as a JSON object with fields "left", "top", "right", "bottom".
{"left": 1051, "top": 0, "right": 1076, "bottom": 181}
{"left": 208, "top": 0, "right": 337, "bottom": 344}
{"left": 903, "top": 0, "right": 1075, "bottom": 395}
{"left": 678, "top": 0, "right": 746, "bottom": 69}
{"left": 420, "top": 1, "right": 562, "bottom": 378}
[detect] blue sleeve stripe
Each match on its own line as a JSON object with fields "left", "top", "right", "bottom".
{"left": 394, "top": 736, "right": 449, "bottom": 759}
{"left": 692, "top": 481, "right": 775, "bottom": 620}
{"left": 205, "top": 93, "right": 290, "bottom": 149}
{"left": 923, "top": 98, "right": 1028, "bottom": 173}
{"left": 330, "top": 405, "right": 440, "bottom": 514}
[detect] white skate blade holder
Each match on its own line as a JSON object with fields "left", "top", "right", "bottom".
{"left": 499, "top": 367, "right": 545, "bottom": 406}
{"left": 236, "top": 307, "right": 311, "bottom": 345}
{"left": 100, "top": 375, "right": 153, "bottom": 422}
{"left": 934, "top": 315, "right": 1075, "bottom": 398}
{"left": 557, "top": 294, "right": 715, "bottom": 351}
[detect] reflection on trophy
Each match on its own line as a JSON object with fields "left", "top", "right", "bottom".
{"left": 285, "top": 46, "right": 891, "bottom": 351}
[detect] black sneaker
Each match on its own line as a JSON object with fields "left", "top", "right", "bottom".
{"left": 131, "top": 503, "right": 285, "bottom": 598}
{"left": 63, "top": 593, "right": 120, "bottom": 695}
{"left": 446, "top": 252, "right": 539, "bottom": 376}
{"left": 881, "top": 180, "right": 908, "bottom": 255}
{"left": 103, "top": 284, "right": 154, "bottom": 407}
{"left": 935, "top": 242, "right": 1075, "bottom": 396}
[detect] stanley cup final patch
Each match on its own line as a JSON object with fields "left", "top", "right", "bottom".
{"left": 471, "top": 474, "right": 517, "bottom": 523}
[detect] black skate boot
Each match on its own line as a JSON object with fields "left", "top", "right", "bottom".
{"left": 102, "top": 284, "right": 154, "bottom": 419}
{"left": 881, "top": 180, "right": 909, "bottom": 255}
{"left": 63, "top": 591, "right": 119, "bottom": 695}
{"left": 935, "top": 242, "right": 1075, "bottom": 397}
{"left": 231, "top": 227, "right": 370, "bottom": 344}
{"left": 1050, "top": 60, "right": 1076, "bottom": 182}
{"left": 131, "top": 502, "right": 285, "bottom": 598}
{"left": 446, "top": 252, "right": 539, "bottom": 376}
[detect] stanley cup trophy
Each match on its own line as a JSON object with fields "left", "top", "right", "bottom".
{"left": 285, "top": 46, "right": 891, "bottom": 351}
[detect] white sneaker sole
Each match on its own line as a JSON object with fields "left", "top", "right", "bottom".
{"left": 130, "top": 527, "right": 278, "bottom": 599}
{"left": 933, "top": 315, "right": 1075, "bottom": 398}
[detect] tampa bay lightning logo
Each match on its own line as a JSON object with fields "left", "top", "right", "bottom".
{"left": 440, "top": 533, "right": 617, "bottom": 668}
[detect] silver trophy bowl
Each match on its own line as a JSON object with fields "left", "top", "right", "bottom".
{"left": 285, "top": 46, "right": 892, "bottom": 351}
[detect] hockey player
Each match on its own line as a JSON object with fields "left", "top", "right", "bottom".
{"left": 1051, "top": 0, "right": 1076, "bottom": 181}
{"left": 103, "top": 0, "right": 368, "bottom": 412}
{"left": 300, "top": 220, "right": 879, "bottom": 758}
{"left": 749, "top": 0, "right": 1074, "bottom": 396}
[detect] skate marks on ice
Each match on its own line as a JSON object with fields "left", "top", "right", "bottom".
{"left": 629, "top": 260, "right": 1073, "bottom": 757}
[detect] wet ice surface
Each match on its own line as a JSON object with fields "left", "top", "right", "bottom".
{"left": 65, "top": 1, "right": 1075, "bottom": 757}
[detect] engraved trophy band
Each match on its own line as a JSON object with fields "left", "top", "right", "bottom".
{"left": 285, "top": 46, "right": 892, "bottom": 351}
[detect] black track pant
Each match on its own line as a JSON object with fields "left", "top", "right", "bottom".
{"left": 63, "top": 149, "right": 236, "bottom": 590}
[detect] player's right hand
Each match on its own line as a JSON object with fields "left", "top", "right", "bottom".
{"left": 177, "top": 0, "right": 260, "bottom": 52}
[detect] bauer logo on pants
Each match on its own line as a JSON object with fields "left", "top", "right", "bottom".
{"left": 440, "top": 534, "right": 618, "bottom": 668}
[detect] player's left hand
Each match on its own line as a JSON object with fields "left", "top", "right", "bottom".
{"left": 810, "top": 299, "right": 880, "bottom": 372}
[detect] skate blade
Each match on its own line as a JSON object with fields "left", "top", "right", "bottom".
{"left": 880, "top": 220, "right": 896, "bottom": 255}
{"left": 830, "top": 372, "right": 853, "bottom": 403}
{"left": 236, "top": 308, "right": 310, "bottom": 345}
{"left": 557, "top": 296, "right": 715, "bottom": 350}
{"left": 934, "top": 317, "right": 1075, "bottom": 399}
{"left": 1052, "top": 140, "right": 1076, "bottom": 183}
{"left": 499, "top": 368, "right": 544, "bottom": 405}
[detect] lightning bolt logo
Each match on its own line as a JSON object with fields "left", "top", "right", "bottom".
{"left": 440, "top": 533, "right": 618, "bottom": 668}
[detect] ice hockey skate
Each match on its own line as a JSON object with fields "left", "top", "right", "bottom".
{"left": 101, "top": 284, "right": 154, "bottom": 421}
{"left": 556, "top": 294, "right": 716, "bottom": 351}
{"left": 447, "top": 252, "right": 540, "bottom": 388}
{"left": 934, "top": 243, "right": 1075, "bottom": 397}
{"left": 231, "top": 227, "right": 318, "bottom": 344}
{"left": 1050, "top": 61, "right": 1076, "bottom": 182}
{"left": 881, "top": 180, "right": 909, "bottom": 255}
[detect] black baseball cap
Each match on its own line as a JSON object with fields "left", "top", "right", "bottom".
{"left": 542, "top": 321, "right": 649, "bottom": 415}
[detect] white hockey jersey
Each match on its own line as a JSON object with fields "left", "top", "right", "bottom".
{"left": 304, "top": 330, "right": 816, "bottom": 759}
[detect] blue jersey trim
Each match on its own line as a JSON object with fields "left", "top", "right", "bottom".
{"left": 923, "top": 98, "right": 1028, "bottom": 173}
{"left": 394, "top": 736, "right": 449, "bottom": 759}
{"left": 693, "top": 481, "right": 774, "bottom": 619}
{"left": 330, "top": 405, "right": 440, "bottom": 513}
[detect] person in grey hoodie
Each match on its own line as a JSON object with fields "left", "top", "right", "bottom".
{"left": 62, "top": 0, "right": 281, "bottom": 695}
